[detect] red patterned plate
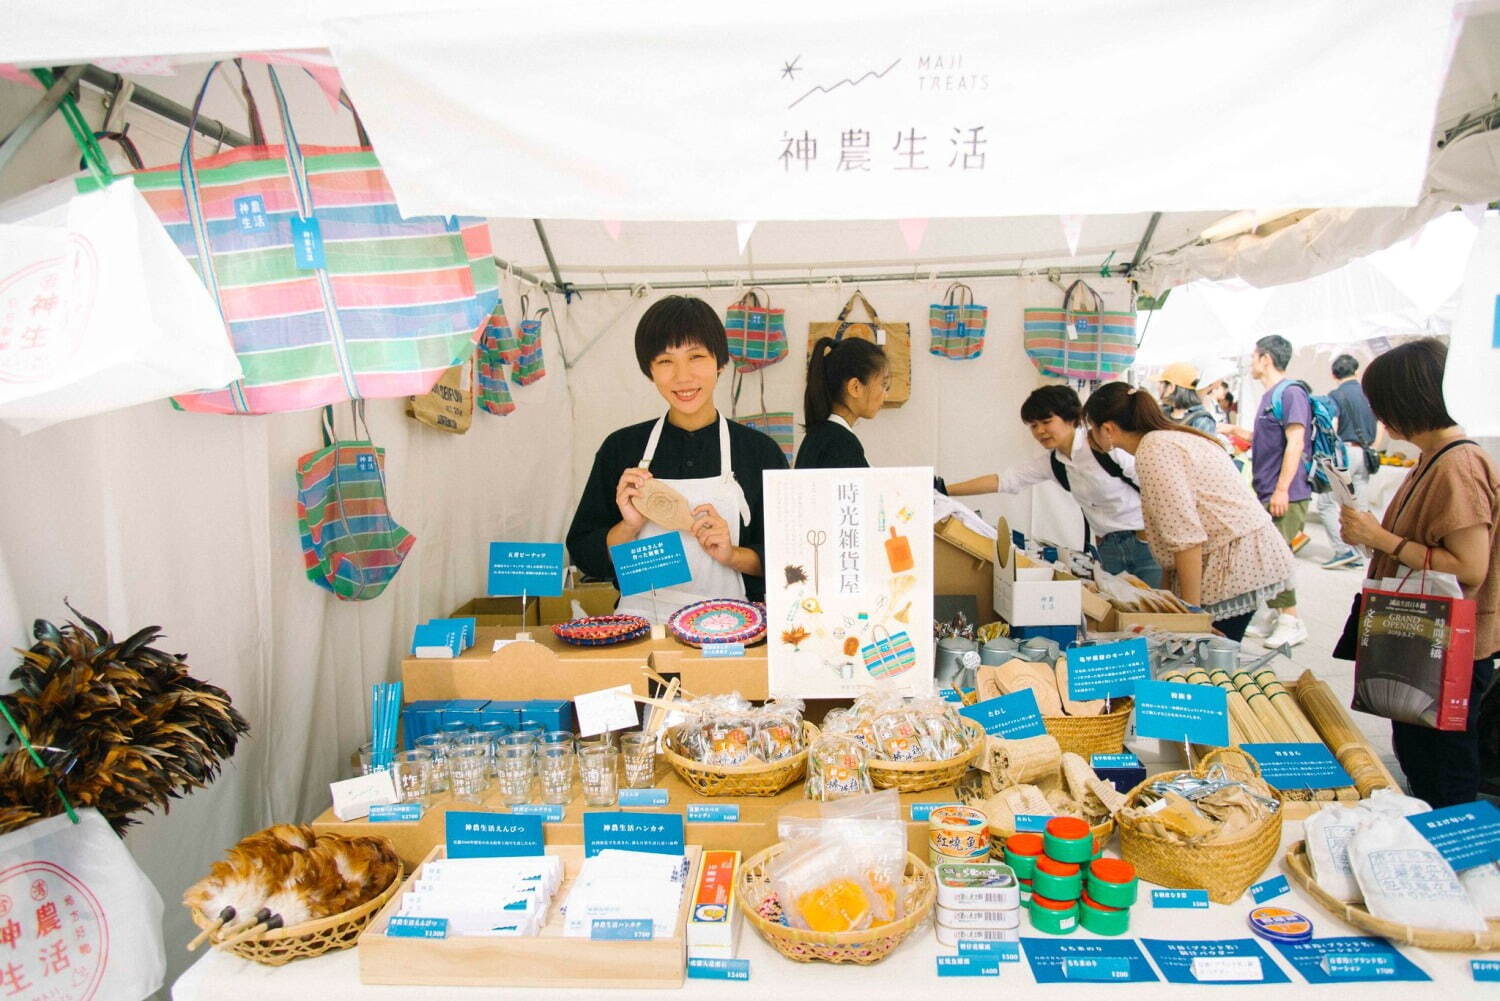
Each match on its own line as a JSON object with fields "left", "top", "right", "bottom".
{"left": 667, "top": 599, "right": 767, "bottom": 647}
{"left": 552, "top": 614, "right": 651, "bottom": 647}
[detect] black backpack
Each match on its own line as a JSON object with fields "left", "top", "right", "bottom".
{"left": 1049, "top": 449, "right": 1139, "bottom": 494}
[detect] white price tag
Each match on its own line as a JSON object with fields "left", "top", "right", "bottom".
{"left": 573, "top": 684, "right": 640, "bottom": 737}
{"left": 1191, "top": 956, "right": 1264, "bottom": 982}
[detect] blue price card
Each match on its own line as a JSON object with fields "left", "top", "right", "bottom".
{"left": 590, "top": 918, "right": 653, "bottom": 941}
{"left": 960, "top": 689, "right": 1046, "bottom": 739}
{"left": 1242, "top": 743, "right": 1353, "bottom": 791}
{"left": 445, "top": 810, "right": 544, "bottom": 858}
{"left": 583, "top": 811, "right": 685, "bottom": 856}
{"left": 1273, "top": 937, "right": 1430, "bottom": 984}
{"left": 957, "top": 939, "right": 1021, "bottom": 962}
{"left": 425, "top": 617, "right": 475, "bottom": 648}
{"left": 1134, "top": 680, "right": 1229, "bottom": 747}
{"left": 1473, "top": 959, "right": 1500, "bottom": 982}
{"left": 938, "top": 688, "right": 963, "bottom": 703}
{"left": 1062, "top": 957, "right": 1133, "bottom": 981}
{"left": 1142, "top": 939, "right": 1288, "bottom": 984}
{"left": 290, "top": 216, "right": 327, "bottom": 270}
{"left": 610, "top": 533, "right": 693, "bottom": 596}
{"left": 1091, "top": 753, "right": 1142, "bottom": 768}
{"left": 1021, "top": 938, "right": 1158, "bottom": 984}
{"left": 510, "top": 803, "right": 565, "bottom": 822}
{"left": 1065, "top": 638, "right": 1151, "bottom": 700}
{"left": 686, "top": 803, "right": 740, "bottom": 824}
{"left": 702, "top": 643, "right": 745, "bottom": 658}
{"left": 1152, "top": 889, "right": 1209, "bottom": 909}
{"left": 1250, "top": 874, "right": 1290, "bottom": 903}
{"left": 233, "top": 195, "right": 268, "bottom": 232}
{"left": 386, "top": 916, "right": 448, "bottom": 939}
{"left": 936, "top": 956, "right": 1000, "bottom": 977}
{"left": 1013, "top": 814, "right": 1049, "bottom": 833}
{"left": 1405, "top": 800, "right": 1500, "bottom": 871}
{"left": 687, "top": 958, "right": 750, "bottom": 980}
{"left": 368, "top": 802, "right": 423, "bottom": 823}
{"left": 910, "top": 802, "right": 961, "bottom": 822}
{"left": 618, "top": 788, "right": 669, "bottom": 807}
{"left": 487, "top": 541, "right": 566, "bottom": 598}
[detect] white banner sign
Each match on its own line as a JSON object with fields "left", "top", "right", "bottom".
{"left": 327, "top": 0, "right": 1457, "bottom": 221}
{"left": 764, "top": 467, "right": 933, "bottom": 699}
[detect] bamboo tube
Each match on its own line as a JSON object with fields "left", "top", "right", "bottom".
{"left": 1231, "top": 671, "right": 1296, "bottom": 741}
{"left": 1294, "top": 670, "right": 1396, "bottom": 797}
{"left": 1251, "top": 668, "right": 1322, "bottom": 742}
{"left": 1208, "top": 669, "right": 1275, "bottom": 744}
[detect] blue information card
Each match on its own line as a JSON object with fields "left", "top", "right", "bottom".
{"left": 410, "top": 622, "right": 465, "bottom": 657}
{"left": 957, "top": 939, "right": 1021, "bottom": 962}
{"left": 368, "top": 802, "right": 423, "bottom": 823}
{"left": 1142, "top": 938, "right": 1288, "bottom": 984}
{"left": 1022, "top": 938, "right": 1158, "bottom": 984}
{"left": 386, "top": 916, "right": 448, "bottom": 939}
{"left": 960, "top": 689, "right": 1047, "bottom": 739}
{"left": 1250, "top": 874, "right": 1290, "bottom": 903}
{"left": 610, "top": 533, "right": 693, "bottom": 596}
{"left": 290, "top": 216, "right": 327, "bottom": 270}
{"left": 445, "top": 810, "right": 544, "bottom": 858}
{"left": 910, "top": 802, "right": 961, "bottom": 822}
{"left": 1473, "top": 959, "right": 1500, "bottom": 982}
{"left": 1066, "top": 638, "right": 1151, "bottom": 700}
{"left": 1134, "top": 680, "right": 1229, "bottom": 747}
{"left": 619, "top": 788, "right": 669, "bottom": 807}
{"left": 936, "top": 956, "right": 1000, "bottom": 977}
{"left": 1406, "top": 800, "right": 1500, "bottom": 871}
{"left": 1242, "top": 742, "right": 1353, "bottom": 791}
{"left": 487, "top": 541, "right": 566, "bottom": 597}
{"left": 687, "top": 958, "right": 750, "bottom": 980}
{"left": 686, "top": 803, "right": 740, "bottom": 824}
{"left": 1273, "top": 937, "right": 1430, "bottom": 984}
{"left": 583, "top": 811, "right": 685, "bottom": 856}
{"left": 590, "top": 918, "right": 653, "bottom": 941}
{"left": 1152, "top": 889, "right": 1209, "bottom": 909}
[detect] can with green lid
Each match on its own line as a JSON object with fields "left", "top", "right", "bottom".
{"left": 1032, "top": 857, "right": 1082, "bottom": 901}
{"left": 1027, "top": 895, "right": 1079, "bottom": 935}
{"left": 1079, "top": 895, "right": 1130, "bottom": 936}
{"left": 1004, "top": 847, "right": 1038, "bottom": 880}
{"left": 1042, "top": 817, "right": 1094, "bottom": 863}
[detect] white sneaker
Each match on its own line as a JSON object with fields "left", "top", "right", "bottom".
{"left": 1264, "top": 614, "right": 1309, "bottom": 648}
{"left": 1244, "top": 607, "right": 1279, "bottom": 638}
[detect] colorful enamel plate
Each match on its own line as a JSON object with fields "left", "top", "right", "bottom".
{"left": 667, "top": 599, "right": 767, "bottom": 647}
{"left": 551, "top": 614, "right": 651, "bottom": 647}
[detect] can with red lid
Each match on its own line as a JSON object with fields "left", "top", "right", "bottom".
{"left": 1043, "top": 816, "right": 1094, "bottom": 863}
{"left": 1079, "top": 893, "right": 1131, "bottom": 936}
{"left": 1027, "top": 894, "right": 1079, "bottom": 935}
{"left": 1032, "top": 856, "right": 1082, "bottom": 901}
{"left": 1084, "top": 858, "right": 1138, "bottom": 908}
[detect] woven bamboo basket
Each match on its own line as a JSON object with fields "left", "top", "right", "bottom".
{"left": 867, "top": 717, "right": 986, "bottom": 793}
{"left": 192, "top": 864, "right": 403, "bottom": 966}
{"left": 955, "top": 768, "right": 1115, "bottom": 854}
{"left": 737, "top": 843, "right": 935, "bottom": 964}
{"left": 1284, "top": 840, "right": 1500, "bottom": 950}
{"left": 663, "top": 721, "right": 818, "bottom": 797}
{"left": 1117, "top": 747, "right": 1282, "bottom": 904}
{"left": 1042, "top": 698, "right": 1132, "bottom": 757}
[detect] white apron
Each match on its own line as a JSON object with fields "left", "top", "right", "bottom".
{"left": 616, "top": 413, "right": 753, "bottom": 622}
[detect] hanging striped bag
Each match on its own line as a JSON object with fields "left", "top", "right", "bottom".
{"left": 511, "top": 295, "right": 548, "bottom": 386}
{"left": 725, "top": 287, "right": 788, "bottom": 372}
{"left": 476, "top": 300, "right": 518, "bottom": 415}
{"left": 928, "top": 282, "right": 987, "bottom": 360}
{"left": 1022, "top": 279, "right": 1137, "bottom": 381}
{"left": 131, "top": 63, "right": 498, "bottom": 414}
{"left": 731, "top": 369, "right": 794, "bottom": 464}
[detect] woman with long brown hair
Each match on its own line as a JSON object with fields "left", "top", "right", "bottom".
{"left": 1083, "top": 382, "right": 1295, "bottom": 640}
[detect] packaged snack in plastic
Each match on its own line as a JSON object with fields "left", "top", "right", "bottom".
{"left": 770, "top": 839, "right": 874, "bottom": 933}
{"left": 755, "top": 700, "right": 805, "bottom": 762}
{"left": 872, "top": 710, "right": 926, "bottom": 761}
{"left": 805, "top": 735, "right": 874, "bottom": 801}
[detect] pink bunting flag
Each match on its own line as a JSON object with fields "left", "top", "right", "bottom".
{"left": 897, "top": 218, "right": 928, "bottom": 254}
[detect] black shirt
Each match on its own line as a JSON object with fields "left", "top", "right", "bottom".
{"left": 1329, "top": 380, "right": 1378, "bottom": 445}
{"left": 566, "top": 416, "right": 788, "bottom": 601}
{"left": 794, "top": 420, "right": 868, "bottom": 470}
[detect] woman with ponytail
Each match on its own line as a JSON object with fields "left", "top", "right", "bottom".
{"left": 794, "top": 336, "right": 890, "bottom": 469}
{"left": 1083, "top": 382, "right": 1295, "bottom": 640}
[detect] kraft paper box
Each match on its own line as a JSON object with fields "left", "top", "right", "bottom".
{"left": 935, "top": 516, "right": 995, "bottom": 621}
{"left": 540, "top": 582, "right": 620, "bottom": 624}
{"left": 993, "top": 551, "right": 1082, "bottom": 627}
{"left": 449, "top": 596, "right": 542, "bottom": 628}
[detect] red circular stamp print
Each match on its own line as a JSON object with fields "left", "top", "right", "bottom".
{"left": 0, "top": 234, "right": 99, "bottom": 385}
{"left": 0, "top": 861, "right": 109, "bottom": 1001}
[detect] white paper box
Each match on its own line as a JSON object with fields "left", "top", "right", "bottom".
{"left": 993, "top": 551, "right": 1083, "bottom": 626}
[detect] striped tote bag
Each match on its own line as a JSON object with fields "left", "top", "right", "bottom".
{"left": 296, "top": 402, "right": 414, "bottom": 601}
{"left": 731, "top": 370, "right": 793, "bottom": 463}
{"left": 476, "top": 300, "right": 517, "bottom": 416}
{"left": 928, "top": 283, "right": 987, "bottom": 360}
{"left": 1022, "top": 279, "right": 1137, "bottom": 381}
{"left": 132, "top": 64, "right": 498, "bottom": 414}
{"left": 513, "top": 295, "right": 547, "bottom": 386}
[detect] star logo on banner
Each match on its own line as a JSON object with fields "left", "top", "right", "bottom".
{"left": 780, "top": 55, "right": 802, "bottom": 80}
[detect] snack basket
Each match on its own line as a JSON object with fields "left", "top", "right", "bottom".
{"left": 955, "top": 768, "right": 1115, "bottom": 855}
{"left": 737, "top": 843, "right": 935, "bottom": 964}
{"left": 1117, "top": 747, "right": 1282, "bottom": 904}
{"left": 1283, "top": 841, "right": 1500, "bottom": 951}
{"left": 1042, "top": 697, "right": 1132, "bottom": 756}
{"left": 191, "top": 864, "right": 403, "bottom": 966}
{"left": 663, "top": 721, "right": 819, "bottom": 797}
{"left": 866, "top": 717, "right": 986, "bottom": 793}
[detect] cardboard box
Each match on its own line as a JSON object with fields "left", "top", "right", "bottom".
{"left": 1102, "top": 609, "right": 1214, "bottom": 633}
{"left": 934, "top": 516, "right": 996, "bottom": 621}
{"left": 993, "top": 551, "right": 1082, "bottom": 626}
{"left": 449, "top": 596, "right": 542, "bottom": 628}
{"left": 649, "top": 646, "right": 769, "bottom": 701}
{"left": 539, "top": 582, "right": 620, "bottom": 624}
{"left": 687, "top": 850, "right": 742, "bottom": 960}
{"left": 402, "top": 628, "right": 654, "bottom": 703}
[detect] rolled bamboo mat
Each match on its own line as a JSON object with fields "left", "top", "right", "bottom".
{"left": 1294, "top": 670, "right": 1399, "bottom": 797}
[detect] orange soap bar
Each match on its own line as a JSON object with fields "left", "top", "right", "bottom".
{"left": 885, "top": 527, "right": 914, "bottom": 573}
{"left": 797, "top": 879, "right": 872, "bottom": 933}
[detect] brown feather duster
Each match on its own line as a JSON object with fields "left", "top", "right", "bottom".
{"left": 0, "top": 604, "right": 249, "bottom": 835}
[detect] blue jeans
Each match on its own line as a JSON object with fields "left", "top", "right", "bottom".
{"left": 1096, "top": 530, "right": 1162, "bottom": 587}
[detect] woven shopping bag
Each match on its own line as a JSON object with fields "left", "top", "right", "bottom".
{"left": 725, "top": 287, "right": 788, "bottom": 372}
{"left": 928, "top": 283, "right": 987, "bottom": 360}
{"left": 731, "top": 369, "right": 794, "bottom": 463}
{"left": 1022, "top": 279, "right": 1137, "bottom": 380}
{"left": 296, "top": 401, "right": 415, "bottom": 600}
{"left": 807, "top": 291, "right": 911, "bottom": 406}
{"left": 476, "top": 299, "right": 517, "bottom": 415}
{"left": 511, "top": 295, "right": 548, "bottom": 386}
{"left": 861, "top": 626, "right": 918, "bottom": 679}
{"left": 131, "top": 63, "right": 498, "bottom": 414}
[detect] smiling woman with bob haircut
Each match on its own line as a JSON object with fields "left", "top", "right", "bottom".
{"left": 566, "top": 296, "right": 788, "bottom": 619}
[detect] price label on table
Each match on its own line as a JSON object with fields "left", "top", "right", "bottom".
{"left": 511, "top": 803, "right": 565, "bottom": 821}
{"left": 936, "top": 956, "right": 1000, "bottom": 977}
{"left": 1063, "top": 957, "right": 1133, "bottom": 981}
{"left": 387, "top": 916, "right": 448, "bottom": 939}
{"left": 957, "top": 940, "right": 1021, "bottom": 962}
{"left": 590, "top": 919, "right": 653, "bottom": 941}
{"left": 687, "top": 803, "right": 740, "bottom": 824}
{"left": 1250, "top": 875, "right": 1290, "bottom": 903}
{"left": 702, "top": 643, "right": 745, "bottom": 658}
{"left": 688, "top": 958, "right": 750, "bottom": 980}
{"left": 960, "top": 689, "right": 1046, "bottom": 739}
{"left": 1473, "top": 959, "right": 1500, "bottom": 982}
{"left": 368, "top": 802, "right": 423, "bottom": 823}
{"left": 910, "top": 802, "right": 961, "bottom": 822}
{"left": 618, "top": 788, "right": 669, "bottom": 807}
{"left": 1134, "top": 680, "right": 1229, "bottom": 747}
{"left": 1152, "top": 889, "right": 1209, "bottom": 909}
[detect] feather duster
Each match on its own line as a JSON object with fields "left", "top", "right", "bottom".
{"left": 0, "top": 603, "right": 250, "bottom": 835}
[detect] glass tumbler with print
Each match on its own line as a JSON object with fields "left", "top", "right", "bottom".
{"left": 496, "top": 743, "right": 536, "bottom": 805}
{"left": 414, "top": 734, "right": 452, "bottom": 793}
{"left": 579, "top": 746, "right": 620, "bottom": 807}
{"left": 357, "top": 741, "right": 388, "bottom": 777}
{"left": 392, "top": 749, "right": 434, "bottom": 803}
{"left": 619, "top": 732, "right": 657, "bottom": 789}
{"left": 537, "top": 744, "right": 574, "bottom": 805}
{"left": 447, "top": 745, "right": 491, "bottom": 804}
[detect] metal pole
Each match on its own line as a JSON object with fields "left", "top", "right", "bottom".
{"left": 0, "top": 65, "right": 88, "bottom": 176}
{"left": 551, "top": 262, "right": 1120, "bottom": 295}
{"left": 78, "top": 64, "right": 253, "bottom": 148}
{"left": 532, "top": 219, "right": 570, "bottom": 293}
{"left": 1126, "top": 211, "right": 1162, "bottom": 274}
{"left": 493, "top": 255, "right": 549, "bottom": 289}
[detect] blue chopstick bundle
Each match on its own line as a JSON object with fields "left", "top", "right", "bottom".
{"left": 370, "top": 681, "right": 402, "bottom": 769}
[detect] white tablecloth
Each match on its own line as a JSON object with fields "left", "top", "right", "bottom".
{"left": 172, "top": 825, "right": 1487, "bottom": 1000}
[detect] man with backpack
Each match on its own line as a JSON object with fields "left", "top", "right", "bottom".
{"left": 1317, "top": 353, "right": 1382, "bottom": 570}
{"left": 1244, "top": 335, "right": 1311, "bottom": 647}
{"left": 946, "top": 385, "right": 1163, "bottom": 586}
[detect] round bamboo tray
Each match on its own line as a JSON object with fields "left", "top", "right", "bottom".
{"left": 193, "top": 865, "right": 404, "bottom": 966}
{"left": 737, "top": 843, "right": 935, "bottom": 964}
{"left": 1042, "top": 698, "right": 1133, "bottom": 757}
{"left": 1283, "top": 840, "right": 1500, "bottom": 951}
{"left": 663, "top": 721, "right": 818, "bottom": 797}
{"left": 1117, "top": 747, "right": 1282, "bottom": 904}
{"left": 867, "top": 718, "right": 986, "bottom": 793}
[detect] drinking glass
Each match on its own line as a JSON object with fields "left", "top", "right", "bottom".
{"left": 414, "top": 734, "right": 452, "bottom": 793}
{"left": 356, "top": 741, "right": 387, "bottom": 777}
{"left": 579, "top": 746, "right": 620, "bottom": 807}
{"left": 392, "top": 749, "right": 433, "bottom": 803}
{"left": 495, "top": 744, "right": 536, "bottom": 805}
{"left": 447, "top": 745, "right": 490, "bottom": 804}
{"left": 619, "top": 732, "right": 657, "bottom": 789}
{"left": 537, "top": 745, "right": 575, "bottom": 805}
{"left": 440, "top": 721, "right": 474, "bottom": 741}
